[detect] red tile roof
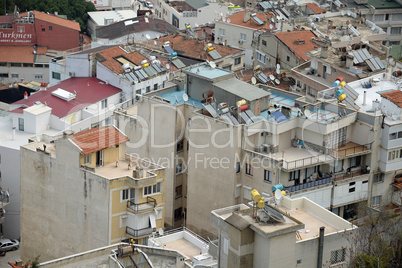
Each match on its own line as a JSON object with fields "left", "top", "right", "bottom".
{"left": 157, "top": 35, "right": 242, "bottom": 61}
{"left": 11, "top": 77, "right": 121, "bottom": 118}
{"left": 97, "top": 46, "right": 148, "bottom": 74}
{"left": 273, "top": 30, "right": 318, "bottom": 62}
{"left": 380, "top": 90, "right": 402, "bottom": 107}
{"left": 306, "top": 3, "right": 325, "bottom": 14}
{"left": 21, "top": 11, "right": 80, "bottom": 31}
{"left": 391, "top": 176, "right": 402, "bottom": 190}
{"left": 224, "top": 10, "right": 274, "bottom": 30}
{"left": 70, "top": 126, "right": 129, "bottom": 154}
{"left": 0, "top": 46, "right": 46, "bottom": 63}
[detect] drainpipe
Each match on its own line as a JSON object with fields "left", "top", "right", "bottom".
{"left": 317, "top": 226, "right": 325, "bottom": 268}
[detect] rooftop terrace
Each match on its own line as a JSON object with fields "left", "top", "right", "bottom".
{"left": 157, "top": 89, "right": 203, "bottom": 108}
{"left": 185, "top": 64, "right": 232, "bottom": 79}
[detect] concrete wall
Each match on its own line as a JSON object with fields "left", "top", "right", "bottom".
{"left": 20, "top": 138, "right": 111, "bottom": 262}
{"left": 0, "top": 65, "right": 49, "bottom": 84}
{"left": 332, "top": 174, "right": 369, "bottom": 207}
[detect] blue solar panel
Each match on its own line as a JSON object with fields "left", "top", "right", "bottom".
{"left": 271, "top": 110, "right": 287, "bottom": 123}
{"left": 164, "top": 45, "right": 174, "bottom": 54}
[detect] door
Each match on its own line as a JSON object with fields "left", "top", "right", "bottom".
{"left": 323, "top": 65, "right": 327, "bottom": 79}
{"left": 96, "top": 150, "right": 104, "bottom": 167}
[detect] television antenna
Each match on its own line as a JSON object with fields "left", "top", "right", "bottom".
{"left": 251, "top": 77, "right": 257, "bottom": 85}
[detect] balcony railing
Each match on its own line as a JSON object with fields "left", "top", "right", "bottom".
{"left": 127, "top": 196, "right": 156, "bottom": 212}
{"left": 284, "top": 176, "right": 332, "bottom": 193}
{"left": 282, "top": 154, "right": 333, "bottom": 170}
{"left": 332, "top": 169, "right": 369, "bottom": 182}
{"left": 330, "top": 143, "right": 372, "bottom": 158}
{"left": 126, "top": 226, "right": 155, "bottom": 238}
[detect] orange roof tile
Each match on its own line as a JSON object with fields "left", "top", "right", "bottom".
{"left": 70, "top": 126, "right": 129, "bottom": 155}
{"left": 306, "top": 3, "right": 325, "bottom": 14}
{"left": 158, "top": 35, "right": 242, "bottom": 61}
{"left": 21, "top": 11, "right": 80, "bottom": 31}
{"left": 224, "top": 10, "right": 274, "bottom": 30}
{"left": 380, "top": 90, "right": 402, "bottom": 107}
{"left": 96, "top": 46, "right": 148, "bottom": 74}
{"left": 273, "top": 30, "right": 318, "bottom": 62}
{"left": 0, "top": 46, "right": 35, "bottom": 63}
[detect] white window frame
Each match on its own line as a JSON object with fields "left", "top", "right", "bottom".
{"left": 84, "top": 154, "right": 91, "bottom": 165}
{"left": 371, "top": 195, "right": 381, "bottom": 207}
{"left": 240, "top": 33, "right": 247, "bottom": 41}
{"left": 219, "top": 28, "right": 225, "bottom": 36}
{"left": 256, "top": 51, "right": 266, "bottom": 64}
{"left": 101, "top": 99, "right": 108, "bottom": 109}
{"left": 143, "top": 182, "right": 162, "bottom": 197}
{"left": 121, "top": 188, "right": 135, "bottom": 202}
{"left": 264, "top": 169, "right": 272, "bottom": 182}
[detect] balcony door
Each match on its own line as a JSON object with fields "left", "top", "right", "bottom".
{"left": 96, "top": 150, "right": 104, "bottom": 167}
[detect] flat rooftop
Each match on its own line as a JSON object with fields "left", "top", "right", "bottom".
{"left": 95, "top": 159, "right": 159, "bottom": 180}
{"left": 158, "top": 89, "right": 203, "bottom": 108}
{"left": 185, "top": 64, "right": 232, "bottom": 79}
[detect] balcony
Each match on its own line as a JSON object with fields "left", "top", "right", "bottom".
{"left": 127, "top": 197, "right": 156, "bottom": 213}
{"left": 330, "top": 142, "right": 372, "bottom": 159}
{"left": 281, "top": 147, "right": 334, "bottom": 171}
{"left": 126, "top": 226, "right": 155, "bottom": 238}
{"left": 332, "top": 169, "right": 370, "bottom": 182}
{"left": 284, "top": 176, "right": 333, "bottom": 193}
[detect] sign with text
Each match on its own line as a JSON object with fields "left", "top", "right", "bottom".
{"left": 0, "top": 25, "right": 36, "bottom": 46}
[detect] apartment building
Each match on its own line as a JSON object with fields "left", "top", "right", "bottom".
{"left": 215, "top": 10, "right": 276, "bottom": 68}
{"left": 211, "top": 196, "right": 356, "bottom": 268}
{"left": 0, "top": 189, "right": 9, "bottom": 237}
{"left": 87, "top": 10, "right": 137, "bottom": 37}
{"left": 290, "top": 12, "right": 388, "bottom": 101}
{"left": 20, "top": 126, "right": 166, "bottom": 261}
{"left": 151, "top": 0, "right": 228, "bottom": 30}
{"left": 113, "top": 62, "right": 386, "bottom": 238}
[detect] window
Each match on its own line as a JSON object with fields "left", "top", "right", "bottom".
{"left": 240, "top": 33, "right": 247, "bottom": 41}
{"left": 245, "top": 163, "right": 253, "bottom": 176}
{"left": 388, "top": 149, "right": 401, "bottom": 161}
{"left": 236, "top": 162, "right": 240, "bottom": 173}
{"left": 390, "top": 132, "right": 397, "bottom": 140}
{"left": 52, "top": 71, "right": 61, "bottom": 80}
{"left": 243, "top": 186, "right": 252, "bottom": 200}
{"left": 391, "top": 27, "right": 402, "bottom": 35}
{"left": 219, "top": 28, "right": 225, "bottom": 36}
{"left": 262, "top": 40, "right": 267, "bottom": 46}
{"left": 176, "top": 139, "right": 184, "bottom": 152}
{"left": 256, "top": 51, "right": 266, "bottom": 64}
{"left": 385, "top": 14, "right": 389, "bottom": 20}
{"left": 121, "top": 188, "right": 135, "bottom": 201}
{"left": 143, "top": 182, "right": 162, "bottom": 196}
{"left": 308, "top": 87, "right": 316, "bottom": 97}
{"left": 84, "top": 154, "right": 91, "bottom": 165}
{"left": 289, "top": 170, "right": 301, "bottom": 181}
{"left": 146, "top": 86, "right": 150, "bottom": 93}
{"left": 349, "top": 156, "right": 361, "bottom": 168}
{"left": 11, "top": 74, "right": 18, "bottom": 78}
{"left": 11, "top": 63, "right": 21, "bottom": 67}
{"left": 41, "top": 28, "right": 45, "bottom": 31}
{"left": 18, "top": 118, "right": 24, "bottom": 131}
{"left": 176, "top": 163, "right": 183, "bottom": 174}
{"left": 374, "top": 173, "right": 384, "bottom": 183}
{"left": 264, "top": 170, "right": 272, "bottom": 182}
{"left": 105, "top": 117, "right": 111, "bottom": 126}
{"left": 153, "top": 83, "right": 158, "bottom": 90}
{"left": 34, "top": 74, "right": 43, "bottom": 79}
{"left": 0, "top": 62, "right": 6, "bottom": 66}
{"left": 0, "top": 73, "right": 8, "bottom": 78}
{"left": 101, "top": 99, "right": 107, "bottom": 109}
{"left": 374, "top": 14, "right": 383, "bottom": 22}
{"left": 174, "top": 207, "right": 182, "bottom": 220}
{"left": 371, "top": 195, "right": 381, "bottom": 207}
{"left": 330, "top": 248, "right": 346, "bottom": 264}
{"left": 49, "top": 26, "right": 52, "bottom": 31}
{"left": 392, "top": 13, "right": 402, "bottom": 21}
{"left": 287, "top": 56, "right": 290, "bottom": 62}
{"left": 234, "top": 57, "right": 241, "bottom": 65}
{"left": 175, "top": 185, "right": 182, "bottom": 198}
{"left": 399, "top": 131, "right": 402, "bottom": 139}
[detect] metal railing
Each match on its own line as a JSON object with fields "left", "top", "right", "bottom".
{"left": 126, "top": 226, "right": 155, "bottom": 238}
{"left": 282, "top": 154, "right": 333, "bottom": 170}
{"left": 330, "top": 143, "right": 372, "bottom": 158}
{"left": 127, "top": 196, "right": 156, "bottom": 212}
{"left": 332, "top": 170, "right": 368, "bottom": 182}
{"left": 284, "top": 176, "right": 332, "bottom": 193}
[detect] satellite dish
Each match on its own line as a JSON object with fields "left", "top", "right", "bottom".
{"left": 145, "top": 34, "right": 151, "bottom": 40}
{"left": 166, "top": 63, "right": 170, "bottom": 70}
{"left": 220, "top": 12, "right": 223, "bottom": 17}
{"left": 158, "top": 228, "right": 164, "bottom": 236}
{"left": 183, "top": 93, "right": 189, "bottom": 102}
{"left": 276, "top": 68, "right": 280, "bottom": 75}
{"left": 251, "top": 77, "right": 257, "bottom": 85}
{"left": 269, "top": 74, "right": 275, "bottom": 80}
{"left": 223, "top": 17, "right": 226, "bottom": 22}
{"left": 208, "top": 60, "right": 216, "bottom": 69}
{"left": 341, "top": 10, "right": 345, "bottom": 16}
{"left": 275, "top": 78, "right": 280, "bottom": 85}
{"left": 154, "top": 40, "right": 157, "bottom": 45}
{"left": 275, "top": 189, "right": 282, "bottom": 200}
{"left": 269, "top": 24, "right": 273, "bottom": 29}
{"left": 227, "top": 18, "right": 231, "bottom": 23}
{"left": 304, "top": 109, "right": 312, "bottom": 119}
{"left": 194, "top": 23, "right": 199, "bottom": 27}
{"left": 276, "top": 63, "right": 280, "bottom": 69}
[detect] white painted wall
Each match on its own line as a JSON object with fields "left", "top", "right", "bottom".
{"left": 290, "top": 186, "right": 332, "bottom": 208}
{"left": 0, "top": 66, "right": 49, "bottom": 84}
{"left": 332, "top": 177, "right": 369, "bottom": 207}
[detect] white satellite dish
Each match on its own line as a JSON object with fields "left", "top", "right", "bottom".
{"left": 166, "top": 63, "right": 170, "bottom": 70}
{"left": 269, "top": 74, "right": 275, "bottom": 80}
{"left": 154, "top": 40, "right": 157, "bottom": 45}
{"left": 276, "top": 63, "right": 280, "bottom": 70}
{"left": 223, "top": 17, "right": 226, "bottom": 22}
{"left": 145, "top": 34, "right": 151, "bottom": 40}
{"left": 251, "top": 77, "right": 257, "bottom": 85}
{"left": 275, "top": 78, "right": 280, "bottom": 85}
{"left": 208, "top": 60, "right": 216, "bottom": 69}
{"left": 183, "top": 93, "right": 189, "bottom": 102}
{"left": 227, "top": 18, "right": 231, "bottom": 23}
{"left": 304, "top": 109, "right": 312, "bottom": 119}
{"left": 275, "top": 189, "right": 282, "bottom": 200}
{"left": 276, "top": 68, "right": 280, "bottom": 75}
{"left": 194, "top": 23, "right": 199, "bottom": 27}
{"left": 158, "top": 228, "right": 164, "bottom": 236}
{"left": 220, "top": 12, "right": 223, "bottom": 17}
{"left": 269, "top": 24, "right": 273, "bottom": 29}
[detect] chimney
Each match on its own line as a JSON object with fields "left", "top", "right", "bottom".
{"left": 363, "top": 91, "right": 367, "bottom": 106}
{"left": 317, "top": 227, "right": 325, "bottom": 268}
{"left": 320, "top": 44, "right": 329, "bottom": 58}
{"left": 24, "top": 91, "right": 28, "bottom": 99}
{"left": 346, "top": 54, "right": 354, "bottom": 68}
{"left": 63, "top": 130, "right": 74, "bottom": 139}
{"left": 244, "top": 11, "right": 251, "bottom": 23}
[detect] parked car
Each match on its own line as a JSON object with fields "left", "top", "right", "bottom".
{"left": 0, "top": 239, "right": 19, "bottom": 252}
{"left": 145, "top": 1, "right": 153, "bottom": 8}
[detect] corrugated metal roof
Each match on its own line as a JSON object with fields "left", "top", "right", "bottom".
{"left": 213, "top": 78, "right": 269, "bottom": 101}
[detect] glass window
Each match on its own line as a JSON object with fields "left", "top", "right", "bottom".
{"left": 175, "top": 185, "right": 182, "bottom": 198}
{"left": 390, "top": 133, "right": 397, "bottom": 140}
{"left": 219, "top": 28, "right": 225, "bottom": 36}
{"left": 18, "top": 118, "right": 24, "bottom": 131}
{"left": 240, "top": 33, "right": 247, "bottom": 41}
{"left": 245, "top": 163, "right": 253, "bottom": 176}
{"left": 11, "top": 63, "right": 21, "bottom": 67}
{"left": 236, "top": 162, "right": 240, "bottom": 173}
{"left": 52, "top": 72, "right": 61, "bottom": 80}
{"left": 11, "top": 74, "right": 18, "bottom": 78}
{"left": 176, "top": 163, "right": 183, "bottom": 174}
{"left": 256, "top": 51, "right": 266, "bottom": 64}
{"left": 234, "top": 57, "right": 241, "bottom": 65}
{"left": 371, "top": 195, "right": 381, "bottom": 207}
{"left": 143, "top": 182, "right": 162, "bottom": 196}
{"left": 264, "top": 170, "right": 272, "bottom": 182}
{"left": 330, "top": 249, "right": 346, "bottom": 264}
{"left": 176, "top": 139, "right": 184, "bottom": 152}
{"left": 262, "top": 40, "right": 267, "bottom": 46}
{"left": 49, "top": 26, "right": 52, "bottom": 31}
{"left": 101, "top": 99, "right": 108, "bottom": 109}
{"left": 391, "top": 27, "right": 402, "bottom": 35}
{"left": 84, "top": 154, "right": 91, "bottom": 164}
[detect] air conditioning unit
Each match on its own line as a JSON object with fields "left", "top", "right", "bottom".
{"left": 135, "top": 94, "right": 143, "bottom": 103}
{"left": 69, "top": 72, "right": 75, "bottom": 77}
